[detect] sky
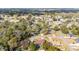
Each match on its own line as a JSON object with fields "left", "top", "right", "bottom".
{"left": 0, "top": 0, "right": 79, "bottom": 8}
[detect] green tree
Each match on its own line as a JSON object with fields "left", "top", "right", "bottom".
{"left": 42, "top": 40, "right": 61, "bottom": 51}
{"left": 28, "top": 42, "right": 39, "bottom": 51}
{"left": 53, "top": 26, "right": 60, "bottom": 31}
{"left": 71, "top": 25, "right": 79, "bottom": 35}
{"left": 60, "top": 25, "right": 69, "bottom": 34}
{"left": 8, "top": 37, "right": 17, "bottom": 50}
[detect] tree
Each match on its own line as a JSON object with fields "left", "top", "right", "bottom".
{"left": 60, "top": 25, "right": 69, "bottom": 34}
{"left": 53, "top": 26, "right": 60, "bottom": 31}
{"left": 8, "top": 37, "right": 17, "bottom": 50}
{"left": 71, "top": 25, "right": 79, "bottom": 35}
{"left": 28, "top": 42, "right": 39, "bottom": 51}
{"left": 18, "top": 39, "right": 30, "bottom": 51}
{"left": 42, "top": 40, "right": 61, "bottom": 51}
